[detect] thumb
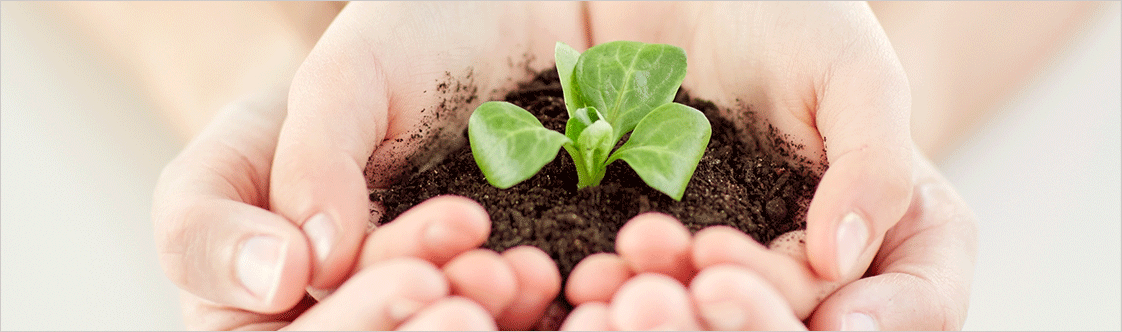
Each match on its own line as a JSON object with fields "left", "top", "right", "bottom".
{"left": 804, "top": 12, "right": 914, "bottom": 281}
{"left": 808, "top": 150, "right": 978, "bottom": 330}
{"left": 269, "top": 3, "right": 498, "bottom": 289}
{"left": 270, "top": 2, "right": 587, "bottom": 288}
{"left": 269, "top": 13, "right": 392, "bottom": 289}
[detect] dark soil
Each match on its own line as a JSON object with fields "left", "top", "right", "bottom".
{"left": 370, "top": 67, "right": 822, "bottom": 315}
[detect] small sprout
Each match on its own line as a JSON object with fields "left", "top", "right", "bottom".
{"left": 467, "top": 41, "right": 711, "bottom": 201}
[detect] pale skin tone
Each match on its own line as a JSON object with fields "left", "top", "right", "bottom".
{"left": 128, "top": 1, "right": 1109, "bottom": 329}
{"left": 562, "top": 2, "right": 947, "bottom": 329}
{"left": 561, "top": 2, "right": 1105, "bottom": 329}
{"left": 267, "top": 1, "right": 912, "bottom": 328}
{"left": 154, "top": 85, "right": 561, "bottom": 329}
{"left": 154, "top": 2, "right": 585, "bottom": 329}
{"left": 559, "top": 142, "right": 978, "bottom": 330}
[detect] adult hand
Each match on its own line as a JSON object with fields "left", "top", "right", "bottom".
{"left": 267, "top": 2, "right": 587, "bottom": 301}
{"left": 562, "top": 145, "right": 976, "bottom": 330}
{"left": 153, "top": 86, "right": 561, "bottom": 329}
{"left": 588, "top": 1, "right": 914, "bottom": 283}
{"left": 692, "top": 144, "right": 976, "bottom": 330}
{"left": 559, "top": 2, "right": 973, "bottom": 329}
{"left": 805, "top": 144, "right": 978, "bottom": 330}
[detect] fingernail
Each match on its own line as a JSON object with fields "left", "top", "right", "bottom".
{"left": 698, "top": 300, "right": 745, "bottom": 331}
{"left": 836, "top": 212, "right": 869, "bottom": 277}
{"left": 386, "top": 298, "right": 424, "bottom": 322}
{"left": 841, "top": 312, "right": 878, "bottom": 331}
{"left": 303, "top": 213, "right": 336, "bottom": 264}
{"left": 236, "top": 235, "right": 286, "bottom": 301}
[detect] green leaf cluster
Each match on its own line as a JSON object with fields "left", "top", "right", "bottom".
{"left": 467, "top": 41, "right": 711, "bottom": 201}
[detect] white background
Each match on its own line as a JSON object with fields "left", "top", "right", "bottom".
{"left": 2, "top": 2, "right": 1119, "bottom": 330}
{"left": 943, "top": 6, "right": 1121, "bottom": 331}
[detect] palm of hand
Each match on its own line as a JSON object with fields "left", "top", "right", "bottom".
{"left": 156, "top": 2, "right": 588, "bottom": 329}
{"left": 269, "top": 0, "right": 588, "bottom": 291}
{"left": 571, "top": 0, "right": 916, "bottom": 322}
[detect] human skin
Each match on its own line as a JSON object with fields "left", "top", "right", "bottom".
{"left": 131, "top": 1, "right": 1104, "bottom": 329}
{"left": 39, "top": 1, "right": 345, "bottom": 142}
{"left": 269, "top": 1, "right": 919, "bottom": 328}
{"left": 559, "top": 143, "right": 978, "bottom": 330}
{"left": 154, "top": 2, "right": 909, "bottom": 329}
{"left": 131, "top": 2, "right": 582, "bottom": 329}
{"left": 152, "top": 85, "right": 561, "bottom": 330}
{"left": 560, "top": 1, "right": 1105, "bottom": 330}
{"left": 870, "top": 1, "right": 1108, "bottom": 161}
{"left": 152, "top": 2, "right": 585, "bottom": 329}
{"left": 149, "top": 82, "right": 973, "bottom": 330}
{"left": 266, "top": 1, "right": 587, "bottom": 302}
{"left": 559, "top": 1, "right": 914, "bottom": 321}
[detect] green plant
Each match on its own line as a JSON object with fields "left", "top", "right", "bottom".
{"left": 468, "top": 41, "right": 711, "bottom": 201}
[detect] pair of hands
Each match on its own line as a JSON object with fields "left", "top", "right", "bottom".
{"left": 152, "top": 2, "right": 977, "bottom": 330}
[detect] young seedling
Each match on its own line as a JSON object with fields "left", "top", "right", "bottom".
{"left": 468, "top": 41, "right": 711, "bottom": 201}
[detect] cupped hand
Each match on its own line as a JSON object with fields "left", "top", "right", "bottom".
{"left": 267, "top": 2, "right": 588, "bottom": 298}
{"left": 565, "top": 3, "right": 975, "bottom": 328}
{"left": 589, "top": 1, "right": 915, "bottom": 283}
{"left": 803, "top": 146, "right": 977, "bottom": 330}
{"left": 153, "top": 86, "right": 561, "bottom": 329}
{"left": 690, "top": 145, "right": 976, "bottom": 330}
{"left": 560, "top": 3, "right": 917, "bottom": 328}
{"left": 561, "top": 145, "right": 977, "bottom": 330}
{"left": 153, "top": 86, "right": 311, "bottom": 315}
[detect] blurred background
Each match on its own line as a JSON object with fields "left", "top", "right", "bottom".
{"left": 1, "top": 2, "right": 1118, "bottom": 330}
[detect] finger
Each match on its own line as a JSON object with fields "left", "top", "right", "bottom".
{"left": 284, "top": 258, "right": 450, "bottom": 330}
{"left": 270, "top": 22, "right": 388, "bottom": 288}
{"left": 269, "top": 1, "right": 578, "bottom": 290}
{"left": 180, "top": 289, "right": 317, "bottom": 330}
{"left": 269, "top": 3, "right": 419, "bottom": 290}
{"left": 560, "top": 302, "right": 611, "bottom": 331}
{"left": 608, "top": 273, "right": 700, "bottom": 331}
{"left": 565, "top": 253, "right": 634, "bottom": 305}
{"left": 153, "top": 88, "right": 312, "bottom": 313}
{"left": 396, "top": 297, "right": 498, "bottom": 331}
{"left": 804, "top": 3, "right": 915, "bottom": 282}
{"left": 496, "top": 246, "right": 562, "bottom": 330}
{"left": 441, "top": 249, "right": 517, "bottom": 316}
{"left": 807, "top": 275, "right": 933, "bottom": 331}
{"left": 808, "top": 152, "right": 977, "bottom": 330}
{"left": 690, "top": 265, "right": 806, "bottom": 331}
{"left": 156, "top": 199, "right": 312, "bottom": 314}
{"left": 615, "top": 213, "right": 695, "bottom": 284}
{"left": 692, "top": 226, "right": 844, "bottom": 319}
{"left": 359, "top": 195, "right": 490, "bottom": 268}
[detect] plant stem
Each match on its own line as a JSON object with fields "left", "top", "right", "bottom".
{"left": 565, "top": 144, "right": 605, "bottom": 189}
{"left": 576, "top": 165, "right": 606, "bottom": 189}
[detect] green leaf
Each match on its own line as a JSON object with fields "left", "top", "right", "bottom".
{"left": 468, "top": 101, "right": 570, "bottom": 189}
{"left": 575, "top": 41, "right": 687, "bottom": 141}
{"left": 563, "top": 106, "right": 602, "bottom": 144}
{"left": 574, "top": 119, "right": 613, "bottom": 188}
{"left": 562, "top": 107, "right": 611, "bottom": 188}
{"left": 555, "top": 42, "right": 584, "bottom": 117}
{"left": 608, "top": 103, "right": 711, "bottom": 200}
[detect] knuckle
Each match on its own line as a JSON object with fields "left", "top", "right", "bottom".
{"left": 154, "top": 199, "right": 213, "bottom": 290}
